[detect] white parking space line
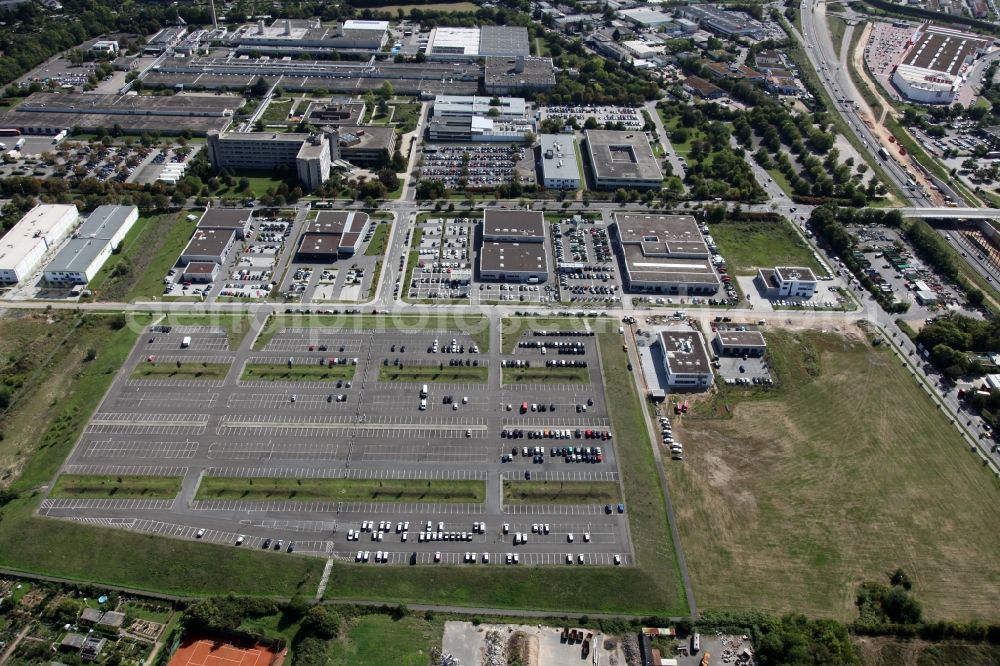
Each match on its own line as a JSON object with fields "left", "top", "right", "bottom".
{"left": 113, "top": 393, "right": 219, "bottom": 410}
{"left": 499, "top": 470, "right": 618, "bottom": 482}
{"left": 125, "top": 378, "right": 226, "bottom": 388}
{"left": 81, "top": 439, "right": 200, "bottom": 459}
{"left": 62, "top": 465, "right": 188, "bottom": 477}
{"left": 206, "top": 441, "right": 343, "bottom": 461}
{"left": 501, "top": 504, "right": 609, "bottom": 515}
{"left": 39, "top": 498, "right": 174, "bottom": 512}
{"left": 203, "top": 467, "right": 486, "bottom": 481}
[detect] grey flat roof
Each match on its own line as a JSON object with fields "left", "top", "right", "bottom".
{"left": 479, "top": 25, "right": 530, "bottom": 56}
{"left": 484, "top": 56, "right": 556, "bottom": 88}
{"left": 308, "top": 210, "right": 369, "bottom": 235}
{"left": 13, "top": 92, "right": 237, "bottom": 115}
{"left": 483, "top": 210, "right": 545, "bottom": 240}
{"left": 540, "top": 134, "right": 582, "bottom": 182}
{"left": 198, "top": 208, "right": 252, "bottom": 229}
{"left": 336, "top": 126, "right": 395, "bottom": 152}
{"left": 0, "top": 110, "right": 231, "bottom": 134}
{"left": 480, "top": 241, "right": 548, "bottom": 273}
{"left": 614, "top": 213, "right": 708, "bottom": 257}
{"left": 716, "top": 330, "right": 767, "bottom": 348}
{"left": 183, "top": 261, "right": 217, "bottom": 274}
{"left": 585, "top": 130, "right": 662, "bottom": 183}
{"left": 660, "top": 330, "right": 712, "bottom": 375}
{"left": 182, "top": 229, "right": 234, "bottom": 257}
{"left": 620, "top": 243, "right": 719, "bottom": 285}
{"left": 775, "top": 266, "right": 817, "bottom": 282}
{"left": 44, "top": 206, "right": 137, "bottom": 274}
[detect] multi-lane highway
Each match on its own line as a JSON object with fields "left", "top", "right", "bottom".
{"left": 796, "top": 0, "right": 938, "bottom": 206}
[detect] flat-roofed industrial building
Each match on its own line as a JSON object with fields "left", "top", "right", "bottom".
{"left": 43, "top": 205, "right": 139, "bottom": 285}
{"left": 180, "top": 228, "right": 236, "bottom": 265}
{"left": 539, "top": 134, "right": 582, "bottom": 190}
{"left": 483, "top": 56, "right": 556, "bottom": 95}
{"left": 479, "top": 242, "right": 548, "bottom": 283}
{"left": 296, "top": 211, "right": 371, "bottom": 260}
{"left": 583, "top": 130, "right": 663, "bottom": 190}
{"left": 611, "top": 213, "right": 720, "bottom": 295}
{"left": 482, "top": 210, "right": 545, "bottom": 243}
{"left": 0, "top": 204, "right": 79, "bottom": 284}
{"left": 658, "top": 329, "right": 714, "bottom": 389}
{"left": 478, "top": 209, "right": 548, "bottom": 282}
{"left": 0, "top": 92, "right": 238, "bottom": 136}
{"left": 713, "top": 330, "right": 767, "bottom": 357}
{"left": 197, "top": 208, "right": 253, "bottom": 240}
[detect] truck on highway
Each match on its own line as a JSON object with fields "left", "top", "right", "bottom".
{"left": 878, "top": 147, "right": 889, "bottom": 160}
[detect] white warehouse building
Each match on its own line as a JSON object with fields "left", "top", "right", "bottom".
{"left": 43, "top": 205, "right": 139, "bottom": 285}
{"left": 0, "top": 204, "right": 78, "bottom": 284}
{"left": 539, "top": 134, "right": 582, "bottom": 189}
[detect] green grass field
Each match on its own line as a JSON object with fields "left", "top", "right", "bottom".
{"left": 132, "top": 362, "right": 230, "bottom": 380}
{"left": 261, "top": 99, "right": 293, "bottom": 123}
{"left": 241, "top": 363, "right": 357, "bottom": 382}
{"left": 504, "top": 481, "right": 620, "bottom": 505}
{"left": 328, "top": 614, "right": 442, "bottom": 666}
{"left": 196, "top": 477, "right": 485, "bottom": 502}
{"left": 254, "top": 313, "right": 488, "bottom": 352}
{"left": 323, "top": 327, "right": 687, "bottom": 615}
{"left": 667, "top": 329, "right": 1000, "bottom": 621}
{"left": 50, "top": 475, "right": 182, "bottom": 499}
{"left": 378, "top": 365, "right": 487, "bottom": 383}
{"left": 125, "top": 213, "right": 198, "bottom": 301}
{"left": 501, "top": 366, "right": 590, "bottom": 384}
{"left": 365, "top": 222, "right": 391, "bottom": 257}
{"left": 708, "top": 219, "right": 824, "bottom": 275}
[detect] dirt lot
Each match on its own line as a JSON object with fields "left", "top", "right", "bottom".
{"left": 442, "top": 621, "right": 626, "bottom": 666}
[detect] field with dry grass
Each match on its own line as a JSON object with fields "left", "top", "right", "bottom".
{"left": 666, "top": 329, "right": 1000, "bottom": 621}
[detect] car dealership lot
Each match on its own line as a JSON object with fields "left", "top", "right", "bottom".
{"left": 44, "top": 319, "right": 633, "bottom": 565}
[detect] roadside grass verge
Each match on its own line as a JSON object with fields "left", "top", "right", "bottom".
{"left": 365, "top": 222, "right": 391, "bottom": 257}
{"left": 50, "top": 475, "right": 182, "bottom": 499}
{"left": 323, "top": 328, "right": 687, "bottom": 616}
{"left": 253, "top": 312, "right": 488, "bottom": 352}
{"left": 241, "top": 363, "right": 357, "bottom": 382}
{"left": 708, "top": 219, "right": 824, "bottom": 275}
{"left": 667, "top": 330, "right": 1000, "bottom": 621}
{"left": 501, "top": 366, "right": 590, "bottom": 384}
{"left": 132, "top": 362, "right": 230, "bottom": 380}
{"left": 503, "top": 481, "right": 620, "bottom": 505}
{"left": 377, "top": 365, "right": 487, "bottom": 383}
{"left": 367, "top": 260, "right": 382, "bottom": 301}
{"left": 196, "top": 477, "right": 485, "bottom": 502}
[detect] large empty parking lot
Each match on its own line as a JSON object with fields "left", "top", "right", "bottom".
{"left": 42, "top": 316, "right": 633, "bottom": 566}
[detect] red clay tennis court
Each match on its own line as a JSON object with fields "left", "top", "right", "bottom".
{"left": 168, "top": 637, "right": 281, "bottom": 666}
